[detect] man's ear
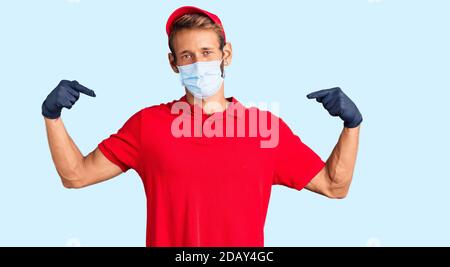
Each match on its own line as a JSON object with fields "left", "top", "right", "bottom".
{"left": 222, "top": 42, "right": 233, "bottom": 66}
{"left": 168, "top": 53, "right": 179, "bottom": 73}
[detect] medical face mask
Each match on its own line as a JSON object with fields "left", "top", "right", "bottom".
{"left": 177, "top": 60, "right": 224, "bottom": 99}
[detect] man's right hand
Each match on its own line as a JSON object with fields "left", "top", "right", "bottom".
{"left": 42, "top": 80, "right": 96, "bottom": 119}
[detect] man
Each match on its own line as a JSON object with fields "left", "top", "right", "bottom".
{"left": 42, "top": 6, "right": 362, "bottom": 247}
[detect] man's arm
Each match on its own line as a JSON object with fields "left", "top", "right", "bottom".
{"left": 305, "top": 87, "right": 363, "bottom": 198}
{"left": 42, "top": 80, "right": 122, "bottom": 189}
{"left": 305, "top": 126, "right": 360, "bottom": 198}
{"left": 44, "top": 117, "right": 122, "bottom": 189}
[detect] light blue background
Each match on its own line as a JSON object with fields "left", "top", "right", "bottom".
{"left": 1, "top": 0, "right": 449, "bottom": 247}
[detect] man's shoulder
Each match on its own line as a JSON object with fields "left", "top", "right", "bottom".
{"left": 138, "top": 98, "right": 181, "bottom": 117}
{"left": 244, "top": 105, "right": 280, "bottom": 120}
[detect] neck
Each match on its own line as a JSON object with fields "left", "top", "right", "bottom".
{"left": 185, "top": 84, "right": 230, "bottom": 114}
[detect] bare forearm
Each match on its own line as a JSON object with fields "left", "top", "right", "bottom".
{"left": 305, "top": 87, "right": 362, "bottom": 198}
{"left": 326, "top": 126, "right": 360, "bottom": 187}
{"left": 44, "top": 117, "right": 84, "bottom": 181}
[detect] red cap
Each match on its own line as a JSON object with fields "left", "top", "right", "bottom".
{"left": 166, "top": 6, "right": 226, "bottom": 43}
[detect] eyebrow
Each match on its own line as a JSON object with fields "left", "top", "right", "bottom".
{"left": 179, "top": 50, "right": 191, "bottom": 55}
{"left": 179, "top": 47, "right": 215, "bottom": 54}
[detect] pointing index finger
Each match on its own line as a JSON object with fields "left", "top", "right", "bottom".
{"left": 306, "top": 88, "right": 334, "bottom": 99}
{"left": 71, "top": 80, "right": 96, "bottom": 97}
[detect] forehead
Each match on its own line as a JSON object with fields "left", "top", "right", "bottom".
{"left": 172, "top": 28, "right": 220, "bottom": 53}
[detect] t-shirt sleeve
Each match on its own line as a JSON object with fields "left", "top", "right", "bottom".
{"left": 272, "top": 117, "right": 325, "bottom": 190}
{"left": 98, "top": 110, "right": 142, "bottom": 174}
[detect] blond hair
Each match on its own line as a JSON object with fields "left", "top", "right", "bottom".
{"left": 169, "top": 13, "right": 225, "bottom": 59}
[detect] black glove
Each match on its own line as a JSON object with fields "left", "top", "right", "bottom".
{"left": 42, "top": 80, "right": 96, "bottom": 119}
{"left": 307, "top": 87, "right": 362, "bottom": 128}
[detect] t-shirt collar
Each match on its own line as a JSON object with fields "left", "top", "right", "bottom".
{"left": 170, "top": 95, "right": 245, "bottom": 118}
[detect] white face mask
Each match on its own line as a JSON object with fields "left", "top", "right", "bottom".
{"left": 177, "top": 60, "right": 224, "bottom": 99}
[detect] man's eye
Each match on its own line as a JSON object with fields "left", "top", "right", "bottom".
{"left": 203, "top": 51, "right": 212, "bottom": 56}
{"left": 182, "top": 55, "right": 191, "bottom": 59}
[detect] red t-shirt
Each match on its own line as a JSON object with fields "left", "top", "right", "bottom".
{"left": 98, "top": 95, "right": 325, "bottom": 247}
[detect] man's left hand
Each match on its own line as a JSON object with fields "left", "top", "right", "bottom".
{"left": 307, "top": 87, "right": 362, "bottom": 128}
